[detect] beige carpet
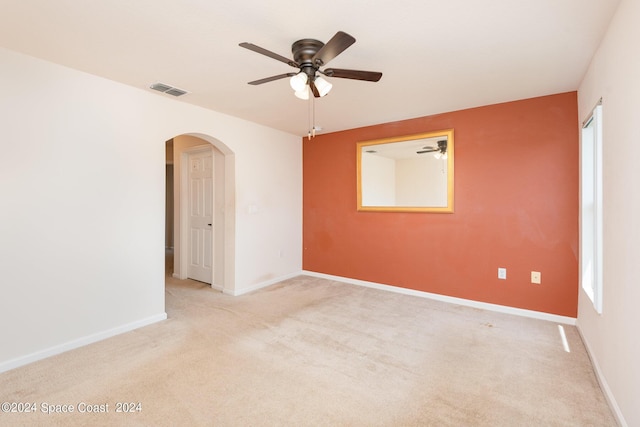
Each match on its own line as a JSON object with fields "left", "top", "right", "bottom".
{"left": 0, "top": 274, "right": 616, "bottom": 426}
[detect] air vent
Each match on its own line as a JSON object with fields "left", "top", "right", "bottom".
{"left": 150, "top": 82, "right": 188, "bottom": 97}
{"left": 164, "top": 88, "right": 187, "bottom": 97}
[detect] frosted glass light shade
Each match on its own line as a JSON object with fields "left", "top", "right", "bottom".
{"left": 314, "top": 76, "right": 332, "bottom": 97}
{"left": 294, "top": 86, "right": 309, "bottom": 100}
{"left": 290, "top": 73, "right": 308, "bottom": 91}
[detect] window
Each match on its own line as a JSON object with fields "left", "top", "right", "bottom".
{"left": 580, "top": 101, "right": 603, "bottom": 314}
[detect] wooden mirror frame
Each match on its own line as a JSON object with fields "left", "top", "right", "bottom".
{"left": 357, "top": 129, "right": 454, "bottom": 213}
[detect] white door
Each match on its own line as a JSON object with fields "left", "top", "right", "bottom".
{"left": 187, "top": 149, "right": 214, "bottom": 283}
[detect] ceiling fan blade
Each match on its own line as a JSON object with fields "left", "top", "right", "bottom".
{"left": 309, "top": 81, "right": 320, "bottom": 98}
{"left": 248, "top": 73, "right": 296, "bottom": 85}
{"left": 323, "top": 68, "right": 382, "bottom": 82}
{"left": 239, "top": 42, "right": 299, "bottom": 68}
{"left": 417, "top": 148, "right": 438, "bottom": 154}
{"left": 312, "top": 31, "right": 356, "bottom": 67}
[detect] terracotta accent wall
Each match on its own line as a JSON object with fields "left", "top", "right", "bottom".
{"left": 303, "top": 92, "right": 579, "bottom": 317}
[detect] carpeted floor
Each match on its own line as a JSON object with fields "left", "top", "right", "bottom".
{"left": 0, "top": 273, "right": 616, "bottom": 426}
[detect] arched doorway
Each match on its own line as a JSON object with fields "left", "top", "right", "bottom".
{"left": 165, "top": 133, "right": 236, "bottom": 294}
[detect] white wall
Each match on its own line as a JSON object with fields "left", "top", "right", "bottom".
{"left": 577, "top": 0, "right": 640, "bottom": 425}
{"left": 361, "top": 154, "right": 395, "bottom": 205}
{"left": 0, "top": 47, "right": 302, "bottom": 371}
{"left": 395, "top": 157, "right": 447, "bottom": 206}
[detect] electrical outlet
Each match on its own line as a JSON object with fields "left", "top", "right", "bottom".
{"left": 498, "top": 268, "right": 507, "bottom": 280}
{"left": 531, "top": 271, "right": 541, "bottom": 284}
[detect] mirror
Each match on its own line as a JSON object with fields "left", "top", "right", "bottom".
{"left": 357, "top": 129, "right": 454, "bottom": 212}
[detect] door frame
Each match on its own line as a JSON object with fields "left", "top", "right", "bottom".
{"left": 173, "top": 137, "right": 235, "bottom": 293}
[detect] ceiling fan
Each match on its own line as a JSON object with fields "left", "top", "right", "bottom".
{"left": 417, "top": 140, "right": 448, "bottom": 158}
{"left": 239, "top": 31, "right": 382, "bottom": 99}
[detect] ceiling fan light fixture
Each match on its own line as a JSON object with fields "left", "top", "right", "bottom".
{"left": 294, "top": 86, "right": 310, "bottom": 100}
{"left": 290, "top": 72, "right": 308, "bottom": 92}
{"left": 314, "top": 76, "right": 332, "bottom": 97}
{"left": 239, "top": 32, "right": 383, "bottom": 137}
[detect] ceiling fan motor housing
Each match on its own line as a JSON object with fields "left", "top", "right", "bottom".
{"left": 292, "top": 39, "right": 325, "bottom": 79}
{"left": 292, "top": 39, "right": 324, "bottom": 64}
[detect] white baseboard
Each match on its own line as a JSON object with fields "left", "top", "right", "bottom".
{"left": 576, "top": 324, "right": 628, "bottom": 427}
{"left": 303, "top": 271, "right": 577, "bottom": 325}
{"left": 0, "top": 313, "right": 167, "bottom": 374}
{"left": 224, "top": 271, "right": 304, "bottom": 296}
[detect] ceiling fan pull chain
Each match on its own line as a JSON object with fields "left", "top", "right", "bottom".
{"left": 307, "top": 92, "right": 315, "bottom": 141}
{"left": 308, "top": 92, "right": 312, "bottom": 140}
{"left": 312, "top": 95, "right": 316, "bottom": 138}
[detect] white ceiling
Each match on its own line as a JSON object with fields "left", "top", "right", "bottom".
{"left": 0, "top": 0, "right": 620, "bottom": 137}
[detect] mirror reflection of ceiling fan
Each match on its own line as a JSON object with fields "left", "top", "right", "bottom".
{"left": 239, "top": 31, "right": 382, "bottom": 100}
{"left": 417, "top": 140, "right": 448, "bottom": 157}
